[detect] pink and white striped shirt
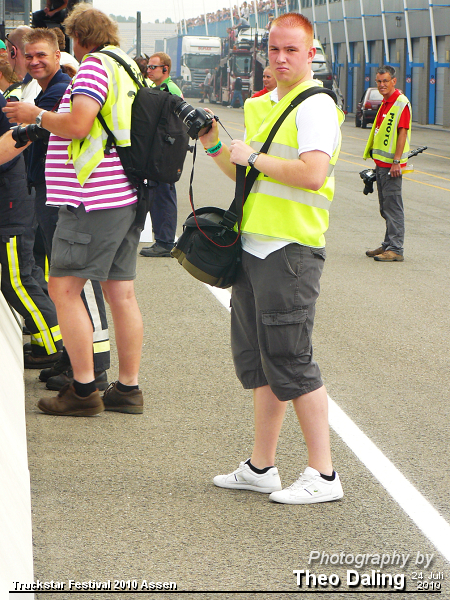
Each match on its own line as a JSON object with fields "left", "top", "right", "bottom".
{"left": 45, "top": 56, "right": 138, "bottom": 211}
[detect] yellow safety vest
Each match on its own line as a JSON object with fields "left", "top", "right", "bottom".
{"left": 242, "top": 81, "right": 345, "bottom": 248}
{"left": 363, "top": 93, "right": 411, "bottom": 163}
{"left": 68, "top": 45, "right": 142, "bottom": 186}
{"left": 3, "top": 82, "right": 22, "bottom": 101}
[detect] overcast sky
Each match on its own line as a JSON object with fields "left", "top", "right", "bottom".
{"left": 31, "top": 0, "right": 239, "bottom": 24}
{"left": 92, "top": 0, "right": 236, "bottom": 24}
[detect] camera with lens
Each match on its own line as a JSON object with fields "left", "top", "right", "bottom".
{"left": 173, "top": 98, "right": 216, "bottom": 140}
{"left": 11, "top": 124, "right": 50, "bottom": 149}
{"left": 359, "top": 168, "right": 377, "bottom": 195}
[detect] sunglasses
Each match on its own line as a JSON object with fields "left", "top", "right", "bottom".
{"left": 147, "top": 64, "right": 164, "bottom": 70}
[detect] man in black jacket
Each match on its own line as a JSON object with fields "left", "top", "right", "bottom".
{"left": 0, "top": 94, "right": 63, "bottom": 367}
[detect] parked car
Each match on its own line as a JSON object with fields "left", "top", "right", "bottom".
{"left": 311, "top": 54, "right": 333, "bottom": 89}
{"left": 313, "top": 39, "right": 326, "bottom": 56}
{"left": 355, "top": 87, "right": 383, "bottom": 128}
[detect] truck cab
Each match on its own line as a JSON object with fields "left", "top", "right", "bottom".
{"left": 215, "top": 29, "right": 267, "bottom": 106}
{"left": 178, "top": 36, "right": 222, "bottom": 98}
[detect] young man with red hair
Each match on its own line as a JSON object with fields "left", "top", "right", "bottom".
{"left": 200, "top": 13, "right": 345, "bottom": 504}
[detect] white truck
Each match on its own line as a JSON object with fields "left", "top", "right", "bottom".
{"left": 165, "top": 35, "right": 222, "bottom": 98}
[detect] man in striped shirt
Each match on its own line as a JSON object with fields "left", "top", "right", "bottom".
{"left": 3, "top": 4, "right": 144, "bottom": 416}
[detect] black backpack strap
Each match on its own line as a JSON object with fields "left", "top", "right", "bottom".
{"left": 94, "top": 50, "right": 146, "bottom": 154}
{"left": 5, "top": 81, "right": 22, "bottom": 93}
{"left": 3, "top": 81, "right": 22, "bottom": 101}
{"left": 96, "top": 112, "right": 116, "bottom": 155}
{"left": 96, "top": 49, "right": 145, "bottom": 89}
{"left": 221, "top": 86, "right": 337, "bottom": 229}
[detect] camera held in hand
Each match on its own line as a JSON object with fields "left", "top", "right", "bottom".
{"left": 173, "top": 98, "right": 217, "bottom": 140}
{"left": 359, "top": 147, "right": 427, "bottom": 197}
{"left": 11, "top": 124, "right": 50, "bottom": 148}
{"left": 359, "top": 168, "right": 377, "bottom": 195}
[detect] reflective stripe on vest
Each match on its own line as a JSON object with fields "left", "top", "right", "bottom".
{"left": 363, "top": 94, "right": 411, "bottom": 163}
{"left": 242, "top": 81, "right": 344, "bottom": 248}
{"left": 250, "top": 140, "right": 335, "bottom": 177}
{"left": 68, "top": 46, "right": 142, "bottom": 186}
{"left": 3, "top": 83, "right": 22, "bottom": 101}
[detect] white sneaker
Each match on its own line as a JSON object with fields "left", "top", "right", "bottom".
{"left": 269, "top": 467, "right": 344, "bottom": 505}
{"left": 213, "top": 460, "right": 282, "bottom": 494}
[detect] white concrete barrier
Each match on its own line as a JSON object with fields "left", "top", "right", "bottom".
{"left": 0, "top": 291, "right": 34, "bottom": 600}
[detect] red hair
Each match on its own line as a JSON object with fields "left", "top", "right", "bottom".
{"left": 271, "top": 12, "right": 314, "bottom": 46}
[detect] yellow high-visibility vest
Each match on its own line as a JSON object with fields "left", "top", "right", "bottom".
{"left": 3, "top": 82, "right": 22, "bottom": 101}
{"left": 68, "top": 46, "right": 142, "bottom": 186}
{"left": 241, "top": 81, "right": 345, "bottom": 248}
{"left": 363, "top": 93, "right": 411, "bottom": 163}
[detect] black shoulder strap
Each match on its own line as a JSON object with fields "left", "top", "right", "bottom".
{"left": 97, "top": 112, "right": 115, "bottom": 155}
{"left": 4, "top": 81, "right": 22, "bottom": 99}
{"left": 6, "top": 81, "right": 22, "bottom": 92}
{"left": 96, "top": 49, "right": 145, "bottom": 89}
{"left": 95, "top": 50, "right": 147, "bottom": 154}
{"left": 221, "top": 86, "right": 337, "bottom": 230}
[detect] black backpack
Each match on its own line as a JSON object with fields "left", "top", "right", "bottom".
{"left": 96, "top": 50, "right": 190, "bottom": 185}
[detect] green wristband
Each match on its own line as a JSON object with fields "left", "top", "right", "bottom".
{"left": 205, "top": 140, "right": 222, "bottom": 155}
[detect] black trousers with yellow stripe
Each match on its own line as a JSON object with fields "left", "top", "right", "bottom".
{"left": 55, "top": 281, "right": 110, "bottom": 372}
{"left": 0, "top": 228, "right": 63, "bottom": 356}
{"left": 81, "top": 280, "right": 110, "bottom": 372}
{"left": 1, "top": 157, "right": 62, "bottom": 356}
{"left": 33, "top": 183, "right": 110, "bottom": 372}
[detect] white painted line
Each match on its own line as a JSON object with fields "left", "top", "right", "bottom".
{"left": 204, "top": 283, "right": 450, "bottom": 564}
{"left": 329, "top": 399, "right": 450, "bottom": 563}
{"left": 205, "top": 285, "right": 232, "bottom": 312}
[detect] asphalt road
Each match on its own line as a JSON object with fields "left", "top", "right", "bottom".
{"left": 23, "top": 106, "right": 450, "bottom": 600}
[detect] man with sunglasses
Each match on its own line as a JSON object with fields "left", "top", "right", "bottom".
{"left": 146, "top": 52, "right": 182, "bottom": 96}
{"left": 140, "top": 53, "right": 183, "bottom": 258}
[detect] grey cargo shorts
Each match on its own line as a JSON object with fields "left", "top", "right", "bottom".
{"left": 50, "top": 203, "right": 140, "bottom": 281}
{"left": 230, "top": 243, "right": 325, "bottom": 401}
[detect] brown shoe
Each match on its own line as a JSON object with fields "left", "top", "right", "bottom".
{"left": 374, "top": 251, "right": 404, "bottom": 262}
{"left": 24, "top": 350, "right": 63, "bottom": 369}
{"left": 102, "top": 381, "right": 144, "bottom": 414}
{"left": 38, "top": 383, "right": 104, "bottom": 416}
{"left": 366, "top": 246, "right": 385, "bottom": 257}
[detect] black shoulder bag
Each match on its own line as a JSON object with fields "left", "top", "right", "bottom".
{"left": 171, "top": 86, "right": 337, "bottom": 289}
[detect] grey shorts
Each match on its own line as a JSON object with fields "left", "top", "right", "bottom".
{"left": 50, "top": 203, "right": 140, "bottom": 281}
{"left": 231, "top": 244, "right": 325, "bottom": 401}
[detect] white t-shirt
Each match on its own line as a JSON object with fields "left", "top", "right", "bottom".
{"left": 20, "top": 78, "right": 40, "bottom": 103}
{"left": 60, "top": 51, "right": 79, "bottom": 72}
{"left": 242, "top": 86, "right": 340, "bottom": 259}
